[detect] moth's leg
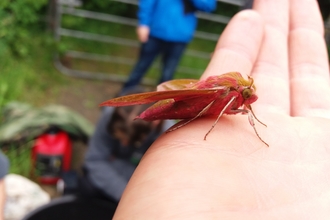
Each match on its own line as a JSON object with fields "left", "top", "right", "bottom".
{"left": 229, "top": 106, "right": 267, "bottom": 127}
{"left": 228, "top": 107, "right": 268, "bottom": 146}
{"left": 204, "top": 96, "right": 236, "bottom": 140}
{"left": 247, "top": 111, "right": 269, "bottom": 147}
{"left": 245, "top": 105, "right": 267, "bottom": 127}
{"left": 167, "top": 100, "right": 216, "bottom": 133}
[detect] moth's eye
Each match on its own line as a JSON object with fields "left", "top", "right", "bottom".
{"left": 242, "top": 89, "right": 252, "bottom": 99}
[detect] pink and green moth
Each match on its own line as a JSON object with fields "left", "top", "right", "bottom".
{"left": 100, "top": 72, "right": 268, "bottom": 146}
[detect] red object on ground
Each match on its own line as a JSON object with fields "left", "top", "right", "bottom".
{"left": 32, "top": 129, "right": 72, "bottom": 184}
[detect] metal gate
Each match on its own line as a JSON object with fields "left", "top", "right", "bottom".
{"left": 54, "top": 0, "right": 244, "bottom": 85}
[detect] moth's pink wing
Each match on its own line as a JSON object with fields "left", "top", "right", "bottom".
{"left": 157, "top": 79, "right": 199, "bottom": 91}
{"left": 137, "top": 89, "right": 229, "bottom": 120}
{"left": 100, "top": 89, "right": 218, "bottom": 107}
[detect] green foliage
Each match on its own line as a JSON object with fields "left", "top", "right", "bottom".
{"left": 81, "top": 0, "right": 137, "bottom": 17}
{"left": 0, "top": 32, "right": 66, "bottom": 111}
{"left": 3, "top": 143, "right": 32, "bottom": 177}
{"left": 198, "top": 2, "right": 239, "bottom": 34}
{"left": 0, "top": 0, "right": 49, "bottom": 57}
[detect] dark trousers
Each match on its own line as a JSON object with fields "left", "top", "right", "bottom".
{"left": 122, "top": 36, "right": 187, "bottom": 91}
{"left": 78, "top": 167, "right": 119, "bottom": 204}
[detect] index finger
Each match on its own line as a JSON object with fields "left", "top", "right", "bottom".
{"left": 202, "top": 10, "right": 264, "bottom": 79}
{"left": 251, "top": 0, "right": 290, "bottom": 114}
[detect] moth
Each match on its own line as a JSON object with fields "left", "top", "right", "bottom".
{"left": 100, "top": 72, "right": 268, "bottom": 146}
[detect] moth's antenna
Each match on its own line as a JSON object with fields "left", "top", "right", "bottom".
{"left": 248, "top": 76, "right": 254, "bottom": 88}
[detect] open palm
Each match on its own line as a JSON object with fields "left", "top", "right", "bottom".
{"left": 114, "top": 0, "right": 330, "bottom": 219}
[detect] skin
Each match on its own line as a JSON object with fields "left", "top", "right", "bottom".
{"left": 136, "top": 25, "right": 150, "bottom": 43}
{"left": 114, "top": 0, "right": 330, "bottom": 219}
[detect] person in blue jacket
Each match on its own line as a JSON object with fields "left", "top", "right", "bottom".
{"left": 122, "top": 0, "right": 216, "bottom": 91}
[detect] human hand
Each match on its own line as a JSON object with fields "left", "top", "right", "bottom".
{"left": 114, "top": 0, "right": 330, "bottom": 219}
{"left": 136, "top": 25, "right": 150, "bottom": 43}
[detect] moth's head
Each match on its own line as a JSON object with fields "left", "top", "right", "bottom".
{"left": 241, "top": 76, "right": 258, "bottom": 104}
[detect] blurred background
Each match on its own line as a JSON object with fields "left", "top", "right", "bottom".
{"left": 1, "top": 0, "right": 330, "bottom": 219}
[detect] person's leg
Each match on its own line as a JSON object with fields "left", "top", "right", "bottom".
{"left": 123, "top": 37, "right": 162, "bottom": 91}
{"left": 78, "top": 167, "right": 118, "bottom": 204}
{"left": 159, "top": 41, "right": 187, "bottom": 83}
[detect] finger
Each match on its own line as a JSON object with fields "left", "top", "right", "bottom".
{"left": 202, "top": 10, "right": 264, "bottom": 79}
{"left": 251, "top": 0, "right": 290, "bottom": 114}
{"left": 289, "top": 0, "right": 330, "bottom": 117}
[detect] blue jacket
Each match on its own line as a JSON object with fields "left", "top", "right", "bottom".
{"left": 138, "top": 0, "right": 216, "bottom": 43}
